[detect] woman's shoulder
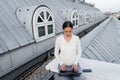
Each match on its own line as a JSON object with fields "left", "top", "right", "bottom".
{"left": 56, "top": 34, "right": 63, "bottom": 40}
{"left": 72, "top": 34, "right": 79, "bottom": 39}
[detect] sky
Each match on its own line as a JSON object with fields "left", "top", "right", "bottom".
{"left": 86, "top": 0, "right": 120, "bottom": 13}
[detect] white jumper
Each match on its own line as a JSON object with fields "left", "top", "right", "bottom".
{"left": 54, "top": 34, "right": 82, "bottom": 66}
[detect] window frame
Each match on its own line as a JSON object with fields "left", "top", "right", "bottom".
{"left": 71, "top": 10, "right": 79, "bottom": 28}
{"left": 32, "top": 6, "right": 55, "bottom": 42}
{"left": 38, "top": 26, "right": 46, "bottom": 37}
{"left": 85, "top": 11, "right": 90, "bottom": 23}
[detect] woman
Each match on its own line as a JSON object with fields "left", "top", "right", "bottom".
{"left": 54, "top": 21, "right": 82, "bottom": 80}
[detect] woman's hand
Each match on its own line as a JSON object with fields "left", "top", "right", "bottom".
{"left": 72, "top": 64, "right": 78, "bottom": 72}
{"left": 60, "top": 64, "right": 66, "bottom": 71}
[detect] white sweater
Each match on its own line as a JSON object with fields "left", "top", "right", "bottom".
{"left": 54, "top": 34, "right": 82, "bottom": 66}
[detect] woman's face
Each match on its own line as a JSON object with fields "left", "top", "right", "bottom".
{"left": 63, "top": 27, "right": 72, "bottom": 36}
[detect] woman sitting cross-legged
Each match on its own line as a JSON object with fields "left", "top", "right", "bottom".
{"left": 54, "top": 21, "right": 82, "bottom": 80}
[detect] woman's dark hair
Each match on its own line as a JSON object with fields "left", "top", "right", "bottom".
{"left": 62, "top": 21, "right": 73, "bottom": 30}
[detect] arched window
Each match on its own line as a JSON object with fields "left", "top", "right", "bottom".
{"left": 33, "top": 6, "right": 55, "bottom": 42}
{"left": 71, "top": 10, "right": 79, "bottom": 28}
{"left": 91, "top": 11, "right": 95, "bottom": 21}
{"left": 85, "top": 11, "right": 90, "bottom": 23}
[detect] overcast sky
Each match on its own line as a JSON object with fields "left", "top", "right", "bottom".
{"left": 86, "top": 0, "right": 120, "bottom": 12}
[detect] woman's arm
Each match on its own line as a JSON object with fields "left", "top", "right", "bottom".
{"left": 74, "top": 36, "right": 82, "bottom": 65}
{"left": 54, "top": 38, "right": 63, "bottom": 65}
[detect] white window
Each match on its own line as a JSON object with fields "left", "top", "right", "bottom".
{"left": 85, "top": 11, "right": 90, "bottom": 23}
{"left": 78, "top": 10, "right": 85, "bottom": 25}
{"left": 33, "top": 6, "right": 55, "bottom": 42}
{"left": 91, "top": 11, "right": 95, "bottom": 21}
{"left": 71, "top": 10, "right": 79, "bottom": 28}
